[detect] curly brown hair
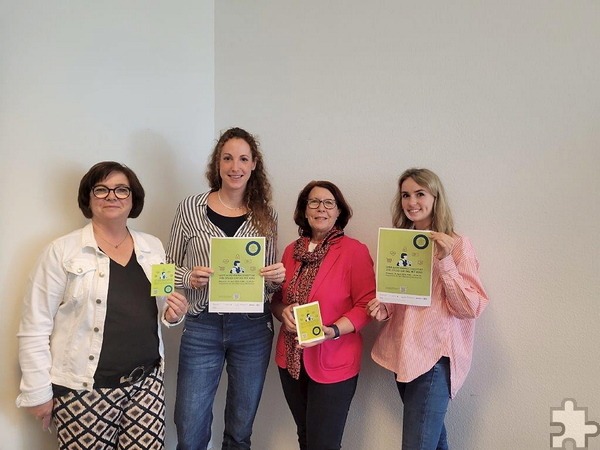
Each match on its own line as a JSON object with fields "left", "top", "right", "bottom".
{"left": 205, "top": 127, "right": 275, "bottom": 236}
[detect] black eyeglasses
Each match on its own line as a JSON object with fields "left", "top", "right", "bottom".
{"left": 307, "top": 198, "right": 337, "bottom": 209}
{"left": 92, "top": 185, "right": 132, "bottom": 200}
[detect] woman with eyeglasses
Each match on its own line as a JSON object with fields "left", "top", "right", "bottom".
{"left": 16, "top": 161, "right": 188, "bottom": 449}
{"left": 367, "top": 168, "right": 489, "bottom": 450}
{"left": 166, "top": 127, "right": 285, "bottom": 450}
{"left": 271, "top": 180, "right": 375, "bottom": 450}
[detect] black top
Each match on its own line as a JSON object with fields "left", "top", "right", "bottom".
{"left": 95, "top": 251, "right": 160, "bottom": 379}
{"left": 207, "top": 205, "right": 247, "bottom": 237}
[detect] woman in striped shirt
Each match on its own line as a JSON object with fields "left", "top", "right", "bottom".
{"left": 166, "top": 128, "right": 285, "bottom": 450}
{"left": 367, "top": 168, "right": 489, "bottom": 450}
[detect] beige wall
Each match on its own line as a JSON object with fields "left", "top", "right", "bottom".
{"left": 214, "top": 1, "right": 600, "bottom": 449}
{"left": 2, "top": 1, "right": 599, "bottom": 449}
{"left": 0, "top": 2, "right": 214, "bottom": 449}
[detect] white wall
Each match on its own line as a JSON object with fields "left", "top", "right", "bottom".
{"left": 3, "top": 1, "right": 600, "bottom": 449}
{"left": 0, "top": 1, "right": 214, "bottom": 449}
{"left": 214, "top": 1, "right": 600, "bottom": 449}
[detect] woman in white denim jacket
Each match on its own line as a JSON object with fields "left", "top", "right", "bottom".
{"left": 16, "top": 161, "right": 188, "bottom": 449}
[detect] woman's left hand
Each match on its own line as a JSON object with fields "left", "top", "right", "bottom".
{"left": 260, "top": 262, "right": 286, "bottom": 284}
{"left": 165, "top": 291, "right": 188, "bottom": 323}
{"left": 297, "top": 338, "right": 325, "bottom": 349}
{"left": 296, "top": 324, "right": 336, "bottom": 349}
{"left": 430, "top": 231, "right": 456, "bottom": 260}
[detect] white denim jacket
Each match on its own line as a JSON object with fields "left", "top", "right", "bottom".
{"left": 16, "top": 223, "right": 179, "bottom": 408}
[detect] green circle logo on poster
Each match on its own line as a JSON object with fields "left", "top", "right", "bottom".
{"left": 413, "top": 234, "right": 430, "bottom": 250}
{"left": 164, "top": 285, "right": 173, "bottom": 293}
{"left": 246, "top": 240, "right": 261, "bottom": 256}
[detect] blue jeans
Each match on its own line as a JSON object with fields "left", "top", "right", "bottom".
{"left": 174, "top": 309, "right": 273, "bottom": 450}
{"left": 396, "top": 357, "right": 451, "bottom": 450}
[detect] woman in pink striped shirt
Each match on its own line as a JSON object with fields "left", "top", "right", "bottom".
{"left": 367, "top": 168, "right": 489, "bottom": 450}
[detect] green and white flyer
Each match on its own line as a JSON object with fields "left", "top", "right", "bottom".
{"left": 151, "top": 263, "right": 175, "bottom": 296}
{"left": 376, "top": 228, "right": 433, "bottom": 306}
{"left": 208, "top": 237, "right": 266, "bottom": 313}
{"left": 293, "top": 301, "right": 325, "bottom": 345}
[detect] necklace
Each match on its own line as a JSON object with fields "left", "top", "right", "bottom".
{"left": 217, "top": 190, "right": 244, "bottom": 211}
{"left": 95, "top": 229, "right": 130, "bottom": 248}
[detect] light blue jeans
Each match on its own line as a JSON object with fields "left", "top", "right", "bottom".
{"left": 174, "top": 309, "right": 273, "bottom": 450}
{"left": 396, "top": 357, "right": 451, "bottom": 450}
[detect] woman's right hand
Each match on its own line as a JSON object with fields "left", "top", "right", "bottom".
{"left": 366, "top": 298, "right": 389, "bottom": 322}
{"left": 190, "top": 266, "right": 213, "bottom": 289}
{"left": 26, "top": 399, "right": 53, "bottom": 431}
{"left": 281, "top": 302, "right": 299, "bottom": 333}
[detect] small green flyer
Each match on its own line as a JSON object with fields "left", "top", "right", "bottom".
{"left": 376, "top": 228, "right": 433, "bottom": 306}
{"left": 293, "top": 301, "right": 325, "bottom": 344}
{"left": 208, "top": 237, "right": 266, "bottom": 313}
{"left": 151, "top": 263, "right": 175, "bottom": 296}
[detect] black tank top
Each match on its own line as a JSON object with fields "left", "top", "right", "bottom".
{"left": 207, "top": 205, "right": 247, "bottom": 237}
{"left": 95, "top": 251, "right": 160, "bottom": 379}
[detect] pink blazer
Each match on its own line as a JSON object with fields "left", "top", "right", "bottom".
{"left": 274, "top": 235, "right": 375, "bottom": 383}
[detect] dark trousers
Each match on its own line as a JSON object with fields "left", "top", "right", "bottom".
{"left": 278, "top": 364, "right": 358, "bottom": 450}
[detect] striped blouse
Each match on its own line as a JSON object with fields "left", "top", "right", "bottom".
{"left": 166, "top": 191, "right": 278, "bottom": 315}
{"left": 371, "top": 234, "right": 488, "bottom": 398}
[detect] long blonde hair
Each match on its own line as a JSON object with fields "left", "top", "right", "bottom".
{"left": 392, "top": 168, "right": 454, "bottom": 234}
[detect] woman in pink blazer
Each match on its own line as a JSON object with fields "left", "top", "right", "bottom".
{"left": 271, "top": 180, "right": 375, "bottom": 450}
